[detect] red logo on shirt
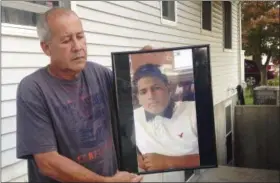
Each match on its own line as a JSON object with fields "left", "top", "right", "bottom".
{"left": 178, "top": 132, "right": 183, "bottom": 138}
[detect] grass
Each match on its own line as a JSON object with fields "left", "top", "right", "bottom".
{"left": 267, "top": 74, "right": 280, "bottom": 86}
{"left": 244, "top": 87, "right": 254, "bottom": 105}
{"left": 244, "top": 74, "right": 279, "bottom": 105}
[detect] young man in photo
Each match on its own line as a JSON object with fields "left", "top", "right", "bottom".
{"left": 132, "top": 64, "right": 200, "bottom": 181}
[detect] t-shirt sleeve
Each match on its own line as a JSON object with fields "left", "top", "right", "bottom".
{"left": 16, "top": 78, "right": 57, "bottom": 159}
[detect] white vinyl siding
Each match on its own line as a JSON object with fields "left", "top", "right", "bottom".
{"left": 73, "top": 1, "right": 239, "bottom": 103}
{"left": 1, "top": 1, "right": 240, "bottom": 181}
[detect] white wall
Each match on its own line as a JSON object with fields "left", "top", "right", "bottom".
{"left": 1, "top": 24, "right": 39, "bottom": 182}
{"left": 72, "top": 1, "right": 240, "bottom": 103}
{"left": 1, "top": 1, "right": 240, "bottom": 181}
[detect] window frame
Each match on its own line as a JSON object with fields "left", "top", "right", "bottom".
{"left": 1, "top": 1, "right": 70, "bottom": 27}
{"left": 1, "top": 1, "right": 71, "bottom": 36}
{"left": 1, "top": 1, "right": 52, "bottom": 14}
{"left": 223, "top": 1, "right": 232, "bottom": 50}
{"left": 201, "top": 1, "right": 212, "bottom": 32}
{"left": 160, "top": 0, "right": 178, "bottom": 26}
{"left": 224, "top": 99, "right": 234, "bottom": 165}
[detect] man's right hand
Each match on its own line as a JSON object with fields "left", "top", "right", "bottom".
{"left": 137, "top": 154, "right": 146, "bottom": 170}
{"left": 106, "top": 171, "right": 143, "bottom": 182}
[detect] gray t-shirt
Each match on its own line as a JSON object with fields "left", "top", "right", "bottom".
{"left": 16, "top": 61, "right": 118, "bottom": 182}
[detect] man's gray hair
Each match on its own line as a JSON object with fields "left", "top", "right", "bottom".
{"left": 36, "top": 7, "right": 75, "bottom": 42}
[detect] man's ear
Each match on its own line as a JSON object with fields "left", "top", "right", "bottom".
{"left": 40, "top": 41, "right": 51, "bottom": 56}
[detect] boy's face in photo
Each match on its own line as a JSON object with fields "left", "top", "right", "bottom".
{"left": 137, "top": 76, "right": 170, "bottom": 114}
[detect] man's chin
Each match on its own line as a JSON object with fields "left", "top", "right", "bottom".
{"left": 72, "top": 61, "right": 86, "bottom": 71}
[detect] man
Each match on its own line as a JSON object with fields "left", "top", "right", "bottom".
{"left": 16, "top": 7, "right": 142, "bottom": 183}
{"left": 132, "top": 64, "right": 200, "bottom": 182}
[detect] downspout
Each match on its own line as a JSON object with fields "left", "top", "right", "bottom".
{"left": 0, "top": 0, "right": 2, "bottom": 181}
{"left": 237, "top": 1, "right": 244, "bottom": 86}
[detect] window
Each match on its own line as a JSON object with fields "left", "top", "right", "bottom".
{"left": 225, "top": 102, "right": 233, "bottom": 165}
{"left": 223, "top": 1, "right": 232, "bottom": 49}
{"left": 225, "top": 105, "right": 232, "bottom": 134}
{"left": 161, "top": 1, "right": 177, "bottom": 25}
{"left": 202, "top": 1, "right": 212, "bottom": 31}
{"left": 1, "top": 1, "right": 61, "bottom": 26}
{"left": 184, "top": 170, "right": 194, "bottom": 181}
{"left": 226, "top": 132, "right": 233, "bottom": 164}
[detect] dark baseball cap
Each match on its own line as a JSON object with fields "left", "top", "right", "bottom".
{"left": 132, "top": 64, "right": 168, "bottom": 85}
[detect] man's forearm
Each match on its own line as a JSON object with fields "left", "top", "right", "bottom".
{"left": 166, "top": 154, "right": 200, "bottom": 168}
{"left": 35, "top": 152, "right": 111, "bottom": 182}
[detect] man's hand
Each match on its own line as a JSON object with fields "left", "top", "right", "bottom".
{"left": 143, "top": 153, "right": 169, "bottom": 171}
{"left": 106, "top": 171, "right": 143, "bottom": 182}
{"left": 34, "top": 151, "right": 143, "bottom": 182}
{"left": 137, "top": 153, "right": 146, "bottom": 170}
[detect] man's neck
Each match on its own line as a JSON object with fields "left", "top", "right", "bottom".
{"left": 47, "top": 64, "right": 80, "bottom": 81}
{"left": 145, "top": 100, "right": 175, "bottom": 121}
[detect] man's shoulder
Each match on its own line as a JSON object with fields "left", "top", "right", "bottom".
{"left": 133, "top": 106, "right": 146, "bottom": 123}
{"left": 17, "top": 67, "right": 47, "bottom": 100}
{"left": 85, "top": 61, "right": 114, "bottom": 92}
{"left": 134, "top": 106, "right": 145, "bottom": 115}
{"left": 85, "top": 61, "right": 112, "bottom": 75}
{"left": 18, "top": 67, "right": 46, "bottom": 90}
{"left": 175, "top": 100, "right": 196, "bottom": 113}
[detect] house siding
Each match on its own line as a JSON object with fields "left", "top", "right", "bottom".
{"left": 0, "top": 1, "right": 240, "bottom": 182}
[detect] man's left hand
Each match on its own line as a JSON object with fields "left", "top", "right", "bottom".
{"left": 143, "top": 153, "right": 170, "bottom": 171}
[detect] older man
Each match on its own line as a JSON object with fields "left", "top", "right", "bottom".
{"left": 16, "top": 7, "right": 142, "bottom": 183}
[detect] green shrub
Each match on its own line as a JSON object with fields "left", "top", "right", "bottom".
{"left": 267, "top": 75, "right": 280, "bottom": 86}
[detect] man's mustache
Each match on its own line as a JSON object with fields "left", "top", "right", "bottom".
{"left": 72, "top": 53, "right": 85, "bottom": 60}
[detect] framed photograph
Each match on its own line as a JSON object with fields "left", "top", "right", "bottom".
{"left": 111, "top": 45, "right": 217, "bottom": 175}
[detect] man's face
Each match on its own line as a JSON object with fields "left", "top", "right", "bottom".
{"left": 137, "top": 76, "right": 170, "bottom": 114}
{"left": 42, "top": 12, "right": 87, "bottom": 73}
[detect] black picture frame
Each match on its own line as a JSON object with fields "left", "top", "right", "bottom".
{"left": 111, "top": 44, "right": 217, "bottom": 175}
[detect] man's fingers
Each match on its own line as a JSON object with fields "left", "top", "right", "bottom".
{"left": 144, "top": 162, "right": 152, "bottom": 169}
{"left": 138, "top": 154, "right": 144, "bottom": 161}
{"left": 138, "top": 159, "right": 144, "bottom": 166}
{"left": 130, "top": 173, "right": 138, "bottom": 177}
{"left": 131, "top": 175, "right": 143, "bottom": 182}
{"left": 114, "top": 170, "right": 120, "bottom": 175}
{"left": 143, "top": 153, "right": 152, "bottom": 159}
{"left": 143, "top": 158, "right": 150, "bottom": 164}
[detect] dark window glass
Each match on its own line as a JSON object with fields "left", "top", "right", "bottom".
{"left": 226, "top": 132, "right": 233, "bottom": 164}
{"left": 27, "top": 1, "right": 59, "bottom": 7}
{"left": 1, "top": 1, "right": 59, "bottom": 26}
{"left": 162, "top": 1, "right": 175, "bottom": 22}
{"left": 226, "top": 105, "right": 232, "bottom": 134}
{"left": 202, "top": 1, "right": 212, "bottom": 31}
{"left": 184, "top": 170, "right": 194, "bottom": 181}
{"left": 223, "top": 1, "right": 232, "bottom": 49}
{"left": 1, "top": 7, "right": 38, "bottom": 26}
